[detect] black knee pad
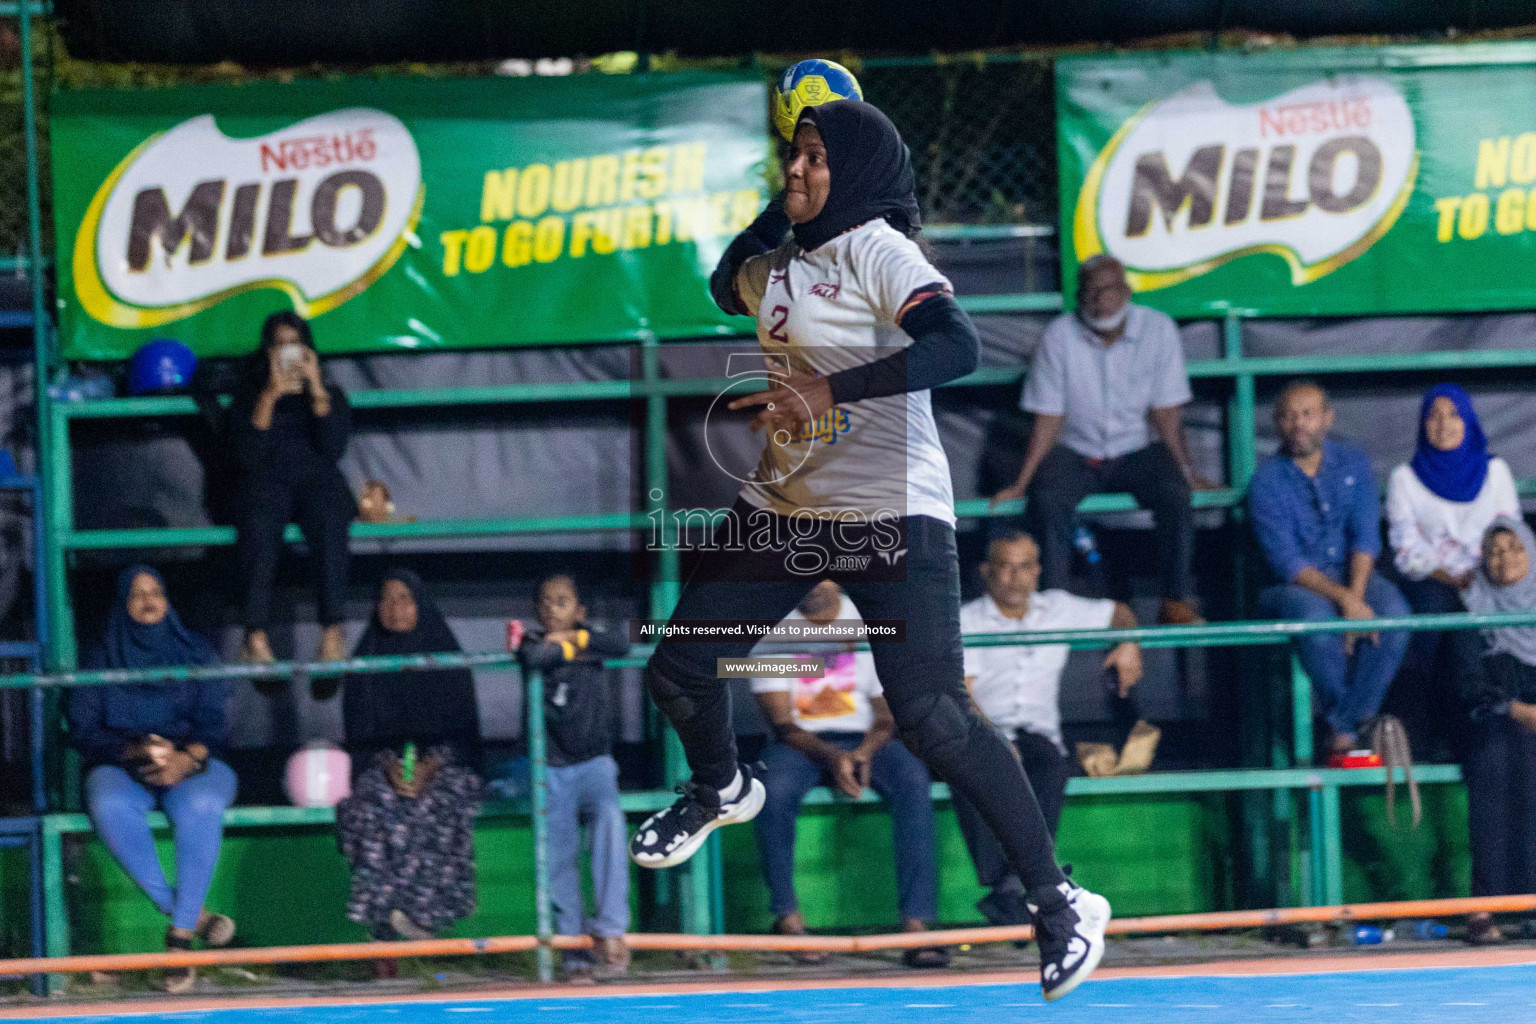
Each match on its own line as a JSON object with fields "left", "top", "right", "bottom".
{"left": 897, "top": 691, "right": 977, "bottom": 773}
{"left": 645, "top": 660, "right": 699, "bottom": 723}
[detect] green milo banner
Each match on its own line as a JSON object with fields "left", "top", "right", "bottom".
{"left": 1057, "top": 44, "right": 1536, "bottom": 317}
{"left": 52, "top": 72, "right": 769, "bottom": 359}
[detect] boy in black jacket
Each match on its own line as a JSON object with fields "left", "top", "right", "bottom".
{"left": 518, "top": 575, "right": 631, "bottom": 982}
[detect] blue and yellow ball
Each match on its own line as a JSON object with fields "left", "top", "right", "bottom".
{"left": 772, "top": 58, "right": 863, "bottom": 141}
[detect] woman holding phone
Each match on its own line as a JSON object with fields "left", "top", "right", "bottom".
{"left": 232, "top": 311, "right": 355, "bottom": 664}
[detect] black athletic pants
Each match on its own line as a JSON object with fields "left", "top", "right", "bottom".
{"left": 648, "top": 500, "right": 1068, "bottom": 899}
{"left": 1464, "top": 709, "right": 1536, "bottom": 898}
{"left": 953, "top": 729, "right": 1072, "bottom": 891}
{"left": 1024, "top": 443, "right": 1194, "bottom": 600}
{"left": 1449, "top": 631, "right": 1536, "bottom": 898}
{"left": 237, "top": 468, "right": 354, "bottom": 630}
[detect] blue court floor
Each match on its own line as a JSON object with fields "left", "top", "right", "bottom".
{"left": 22, "top": 963, "right": 1536, "bottom": 1024}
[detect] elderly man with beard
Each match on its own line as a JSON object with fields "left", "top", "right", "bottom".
{"left": 1249, "top": 379, "right": 1410, "bottom": 758}
{"left": 992, "top": 255, "right": 1210, "bottom": 625}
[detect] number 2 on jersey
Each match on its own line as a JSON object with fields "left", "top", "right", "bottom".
{"left": 766, "top": 304, "right": 790, "bottom": 344}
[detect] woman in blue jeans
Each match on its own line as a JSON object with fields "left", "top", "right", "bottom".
{"left": 69, "top": 566, "right": 236, "bottom": 992}
{"left": 755, "top": 729, "right": 942, "bottom": 964}
{"left": 749, "top": 581, "right": 944, "bottom": 968}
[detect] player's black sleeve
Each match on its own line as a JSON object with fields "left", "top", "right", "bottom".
{"left": 709, "top": 193, "right": 791, "bottom": 315}
{"left": 827, "top": 291, "right": 980, "bottom": 404}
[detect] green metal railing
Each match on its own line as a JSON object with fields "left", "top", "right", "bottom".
{"left": 36, "top": 298, "right": 1536, "bottom": 955}
{"left": 15, "top": 604, "right": 1526, "bottom": 980}
{"left": 45, "top": 313, "right": 1536, "bottom": 660}
{"left": 10, "top": 610, "right": 1536, "bottom": 691}
{"left": 9, "top": 12, "right": 1536, "bottom": 971}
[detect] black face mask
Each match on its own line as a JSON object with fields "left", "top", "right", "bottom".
{"left": 791, "top": 100, "right": 922, "bottom": 253}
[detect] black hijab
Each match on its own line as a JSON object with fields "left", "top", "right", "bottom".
{"left": 792, "top": 100, "right": 922, "bottom": 253}
{"left": 101, "top": 564, "right": 219, "bottom": 671}
{"left": 330, "top": 568, "right": 481, "bottom": 762}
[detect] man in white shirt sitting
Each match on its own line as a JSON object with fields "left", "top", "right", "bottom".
{"left": 990, "top": 255, "right": 1211, "bottom": 626}
{"left": 958, "top": 531, "right": 1143, "bottom": 926}
{"left": 751, "top": 581, "right": 947, "bottom": 968}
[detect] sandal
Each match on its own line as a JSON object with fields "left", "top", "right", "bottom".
{"left": 163, "top": 927, "right": 195, "bottom": 994}
{"left": 389, "top": 908, "right": 435, "bottom": 942}
{"left": 196, "top": 910, "right": 236, "bottom": 948}
{"left": 899, "top": 920, "right": 951, "bottom": 969}
{"left": 318, "top": 625, "right": 349, "bottom": 662}
{"left": 595, "top": 935, "right": 631, "bottom": 975}
{"left": 241, "top": 631, "right": 276, "bottom": 666}
{"left": 562, "top": 951, "right": 596, "bottom": 985}
{"left": 772, "top": 912, "right": 826, "bottom": 965}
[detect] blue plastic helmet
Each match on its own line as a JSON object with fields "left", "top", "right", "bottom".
{"left": 127, "top": 338, "right": 197, "bottom": 396}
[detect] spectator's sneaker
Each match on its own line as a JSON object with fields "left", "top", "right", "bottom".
{"left": 630, "top": 765, "right": 765, "bottom": 869}
{"left": 1030, "top": 879, "right": 1111, "bottom": 1002}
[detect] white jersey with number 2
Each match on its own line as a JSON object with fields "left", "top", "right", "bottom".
{"left": 735, "top": 219, "right": 956, "bottom": 526}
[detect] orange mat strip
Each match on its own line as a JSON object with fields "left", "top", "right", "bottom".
{"left": 3, "top": 894, "right": 1532, "bottom": 976}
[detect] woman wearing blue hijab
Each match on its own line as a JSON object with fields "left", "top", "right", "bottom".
{"left": 68, "top": 566, "right": 237, "bottom": 992}
{"left": 1386, "top": 385, "right": 1519, "bottom": 752}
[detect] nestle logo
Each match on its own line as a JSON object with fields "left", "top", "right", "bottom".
{"left": 259, "top": 129, "right": 378, "bottom": 173}
{"left": 76, "top": 108, "right": 421, "bottom": 327}
{"left": 810, "top": 282, "right": 840, "bottom": 298}
{"left": 1258, "top": 97, "right": 1373, "bottom": 139}
{"left": 1079, "top": 76, "right": 1416, "bottom": 292}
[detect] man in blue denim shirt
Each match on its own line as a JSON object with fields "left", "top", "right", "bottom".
{"left": 1248, "top": 380, "right": 1409, "bottom": 756}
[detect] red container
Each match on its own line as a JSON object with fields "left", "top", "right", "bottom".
{"left": 1328, "top": 749, "right": 1382, "bottom": 769}
{"left": 505, "top": 619, "right": 525, "bottom": 652}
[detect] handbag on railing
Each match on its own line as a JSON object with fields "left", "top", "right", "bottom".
{"left": 1370, "top": 714, "right": 1420, "bottom": 828}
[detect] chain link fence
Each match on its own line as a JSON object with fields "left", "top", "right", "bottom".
{"left": 862, "top": 56, "right": 1057, "bottom": 226}
{"left": 0, "top": 19, "right": 44, "bottom": 262}
{"left": 0, "top": 32, "right": 1063, "bottom": 262}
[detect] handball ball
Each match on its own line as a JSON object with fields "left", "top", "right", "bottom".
{"left": 773, "top": 58, "right": 863, "bottom": 141}
{"left": 284, "top": 740, "right": 352, "bottom": 808}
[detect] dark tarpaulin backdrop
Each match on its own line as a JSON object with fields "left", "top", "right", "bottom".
{"left": 54, "top": 0, "right": 1536, "bottom": 64}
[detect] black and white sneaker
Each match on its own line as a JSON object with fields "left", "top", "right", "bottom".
{"left": 1030, "top": 878, "right": 1111, "bottom": 1002}
{"left": 630, "top": 764, "right": 766, "bottom": 869}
